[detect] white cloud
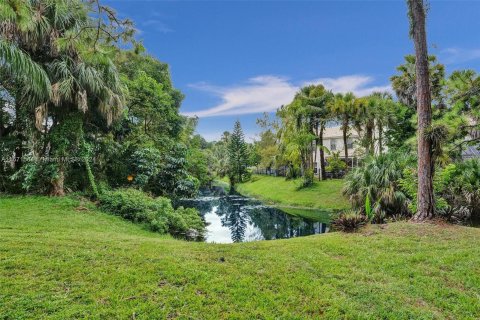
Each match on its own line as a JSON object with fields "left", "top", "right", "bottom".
{"left": 141, "top": 19, "right": 173, "bottom": 34}
{"left": 200, "top": 131, "right": 256, "bottom": 143}
{"left": 182, "top": 75, "right": 390, "bottom": 118}
{"left": 441, "top": 47, "right": 480, "bottom": 64}
{"left": 304, "top": 75, "right": 391, "bottom": 97}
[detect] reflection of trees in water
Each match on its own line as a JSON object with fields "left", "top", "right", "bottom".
{"left": 180, "top": 195, "right": 329, "bottom": 243}
{"left": 178, "top": 199, "right": 215, "bottom": 223}
{"left": 217, "top": 197, "right": 248, "bottom": 243}
{"left": 215, "top": 197, "right": 328, "bottom": 242}
{"left": 248, "top": 207, "right": 321, "bottom": 240}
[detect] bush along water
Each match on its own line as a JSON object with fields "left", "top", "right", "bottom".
{"left": 99, "top": 188, "right": 205, "bottom": 241}
{"left": 332, "top": 210, "right": 368, "bottom": 233}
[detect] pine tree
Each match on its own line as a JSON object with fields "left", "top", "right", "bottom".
{"left": 227, "top": 120, "right": 249, "bottom": 185}
{"left": 407, "top": 0, "right": 435, "bottom": 220}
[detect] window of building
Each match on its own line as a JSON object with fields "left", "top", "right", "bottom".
{"left": 347, "top": 139, "right": 354, "bottom": 149}
{"left": 330, "top": 139, "right": 337, "bottom": 151}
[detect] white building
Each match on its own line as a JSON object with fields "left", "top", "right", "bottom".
{"left": 313, "top": 126, "right": 359, "bottom": 174}
{"left": 312, "top": 124, "right": 386, "bottom": 175}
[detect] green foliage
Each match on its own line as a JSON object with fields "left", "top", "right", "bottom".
{"left": 390, "top": 55, "right": 445, "bottom": 109}
{"left": 129, "top": 147, "right": 163, "bottom": 187}
{"left": 125, "top": 144, "right": 199, "bottom": 198}
{"left": 332, "top": 210, "right": 368, "bottom": 232}
{"left": 397, "top": 159, "right": 480, "bottom": 221}
{"left": 432, "top": 160, "right": 480, "bottom": 221}
{"left": 98, "top": 188, "right": 205, "bottom": 240}
{"left": 385, "top": 102, "right": 416, "bottom": 150}
{"left": 399, "top": 165, "right": 450, "bottom": 214}
{"left": 10, "top": 162, "right": 58, "bottom": 194}
{"left": 255, "top": 113, "right": 279, "bottom": 170}
{"left": 300, "top": 168, "right": 314, "bottom": 188}
{"left": 124, "top": 70, "right": 181, "bottom": 138}
{"left": 186, "top": 147, "right": 214, "bottom": 187}
{"left": 152, "top": 144, "right": 200, "bottom": 198}
{"left": 277, "top": 85, "right": 332, "bottom": 180}
{"left": 365, "top": 194, "right": 373, "bottom": 220}
{"left": 344, "top": 152, "right": 413, "bottom": 218}
{"left": 325, "top": 151, "right": 347, "bottom": 175}
{"left": 247, "top": 143, "right": 261, "bottom": 167}
{"left": 227, "top": 120, "right": 249, "bottom": 184}
{"left": 0, "top": 39, "right": 51, "bottom": 105}
{"left": 84, "top": 158, "right": 99, "bottom": 199}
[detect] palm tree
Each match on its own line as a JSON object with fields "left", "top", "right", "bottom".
{"left": 297, "top": 85, "right": 333, "bottom": 180}
{"left": 390, "top": 55, "right": 445, "bottom": 110}
{"left": 1, "top": 0, "right": 129, "bottom": 195}
{"left": 407, "top": 0, "right": 435, "bottom": 220}
{"left": 343, "top": 153, "right": 412, "bottom": 218}
{"left": 330, "top": 92, "right": 356, "bottom": 167}
{"left": 277, "top": 99, "right": 315, "bottom": 182}
{"left": 0, "top": 40, "right": 51, "bottom": 105}
{"left": 353, "top": 96, "right": 376, "bottom": 155}
{"left": 370, "top": 92, "right": 396, "bottom": 155}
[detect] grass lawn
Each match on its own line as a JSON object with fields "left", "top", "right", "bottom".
{"left": 1, "top": 196, "right": 480, "bottom": 319}
{"left": 235, "top": 175, "right": 349, "bottom": 211}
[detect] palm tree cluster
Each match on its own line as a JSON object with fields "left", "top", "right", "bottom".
{"left": 1, "top": 1, "right": 207, "bottom": 199}
{"left": 274, "top": 84, "right": 398, "bottom": 185}
{"left": 0, "top": 0, "right": 135, "bottom": 195}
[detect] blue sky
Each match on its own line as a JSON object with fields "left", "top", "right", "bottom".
{"left": 106, "top": 0, "right": 480, "bottom": 141}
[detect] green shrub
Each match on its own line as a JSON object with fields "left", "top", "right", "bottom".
{"left": 436, "top": 159, "right": 480, "bottom": 221}
{"left": 344, "top": 152, "right": 413, "bottom": 218}
{"left": 99, "top": 188, "right": 205, "bottom": 240}
{"left": 326, "top": 151, "right": 347, "bottom": 176}
{"left": 332, "top": 211, "right": 368, "bottom": 233}
{"left": 300, "top": 168, "right": 314, "bottom": 188}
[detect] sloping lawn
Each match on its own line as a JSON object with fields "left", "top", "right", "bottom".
{"left": 1, "top": 196, "right": 480, "bottom": 319}
{"left": 236, "top": 175, "right": 349, "bottom": 210}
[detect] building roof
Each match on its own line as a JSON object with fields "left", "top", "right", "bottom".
{"left": 462, "top": 146, "right": 480, "bottom": 159}
{"left": 323, "top": 126, "right": 359, "bottom": 139}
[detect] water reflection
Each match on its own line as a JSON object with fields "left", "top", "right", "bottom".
{"left": 178, "top": 192, "right": 331, "bottom": 243}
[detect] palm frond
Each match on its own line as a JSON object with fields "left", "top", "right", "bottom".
{"left": 0, "top": 39, "right": 51, "bottom": 105}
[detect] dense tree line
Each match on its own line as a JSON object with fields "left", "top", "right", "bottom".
{"left": 249, "top": 1, "right": 480, "bottom": 223}
{"left": 0, "top": 0, "right": 211, "bottom": 199}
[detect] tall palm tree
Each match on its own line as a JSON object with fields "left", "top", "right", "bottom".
{"left": 354, "top": 96, "right": 376, "bottom": 155}
{"left": 0, "top": 40, "right": 51, "bottom": 105}
{"left": 1, "top": 0, "right": 128, "bottom": 195}
{"left": 390, "top": 55, "right": 445, "bottom": 110}
{"left": 407, "top": 0, "right": 435, "bottom": 221}
{"left": 330, "top": 92, "right": 356, "bottom": 167}
{"left": 298, "top": 85, "right": 333, "bottom": 180}
{"left": 370, "top": 92, "right": 396, "bottom": 155}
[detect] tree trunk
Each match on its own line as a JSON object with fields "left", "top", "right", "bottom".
{"left": 14, "top": 104, "right": 23, "bottom": 170}
{"left": 0, "top": 108, "right": 4, "bottom": 187}
{"left": 366, "top": 120, "right": 374, "bottom": 155}
{"left": 314, "top": 122, "right": 318, "bottom": 174}
{"left": 409, "top": 0, "right": 435, "bottom": 221}
{"left": 378, "top": 122, "right": 383, "bottom": 155}
{"left": 51, "top": 166, "right": 66, "bottom": 196}
{"left": 319, "top": 125, "right": 326, "bottom": 181}
{"left": 342, "top": 118, "right": 349, "bottom": 169}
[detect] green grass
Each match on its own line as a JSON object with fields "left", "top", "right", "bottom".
{"left": 279, "top": 206, "right": 333, "bottom": 222}
{"left": 212, "top": 179, "right": 230, "bottom": 192}
{"left": 1, "top": 196, "right": 480, "bottom": 319}
{"left": 235, "top": 175, "right": 349, "bottom": 211}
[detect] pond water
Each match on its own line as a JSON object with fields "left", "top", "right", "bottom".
{"left": 177, "top": 188, "right": 332, "bottom": 243}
